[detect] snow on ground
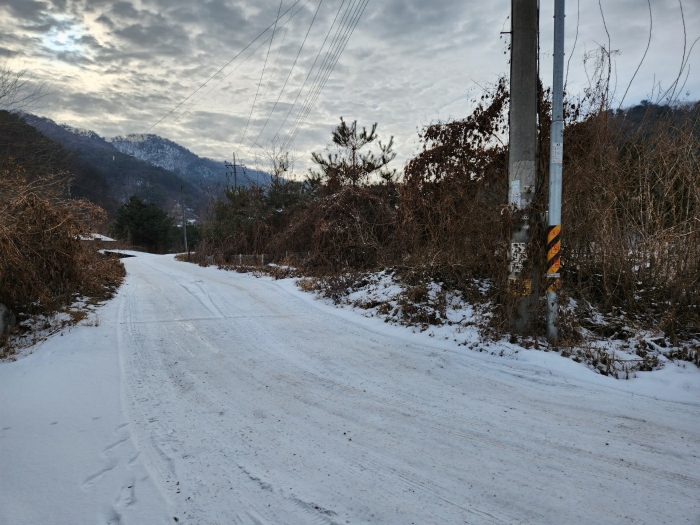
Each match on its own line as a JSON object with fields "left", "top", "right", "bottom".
{"left": 283, "top": 274, "right": 700, "bottom": 405}
{"left": 80, "top": 233, "right": 116, "bottom": 241}
{"left": 0, "top": 294, "right": 170, "bottom": 524}
{"left": 292, "top": 269, "right": 700, "bottom": 396}
{"left": 4, "top": 297, "right": 102, "bottom": 360}
{"left": 1, "top": 254, "right": 699, "bottom": 525}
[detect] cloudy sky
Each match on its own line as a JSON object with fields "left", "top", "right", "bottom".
{"left": 2, "top": 0, "right": 698, "bottom": 174}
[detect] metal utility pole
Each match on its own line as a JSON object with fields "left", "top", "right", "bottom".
{"left": 181, "top": 185, "right": 188, "bottom": 256}
{"left": 546, "top": 0, "right": 565, "bottom": 342}
{"left": 224, "top": 152, "right": 246, "bottom": 237}
{"left": 508, "top": 0, "right": 539, "bottom": 333}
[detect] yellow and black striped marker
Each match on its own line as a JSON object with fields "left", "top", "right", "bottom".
{"left": 546, "top": 225, "right": 561, "bottom": 292}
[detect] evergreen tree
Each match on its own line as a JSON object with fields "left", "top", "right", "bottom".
{"left": 110, "top": 196, "right": 173, "bottom": 253}
{"left": 310, "top": 118, "right": 396, "bottom": 188}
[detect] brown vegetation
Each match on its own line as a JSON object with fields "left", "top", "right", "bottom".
{"left": 561, "top": 102, "right": 700, "bottom": 341}
{"left": 190, "top": 78, "right": 700, "bottom": 352}
{"left": 397, "top": 77, "right": 511, "bottom": 301}
{"left": 0, "top": 161, "right": 125, "bottom": 330}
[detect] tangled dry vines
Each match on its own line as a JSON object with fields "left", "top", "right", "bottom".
{"left": 0, "top": 162, "right": 124, "bottom": 332}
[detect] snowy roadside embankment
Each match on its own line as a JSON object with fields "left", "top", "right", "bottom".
{"left": 277, "top": 268, "right": 699, "bottom": 398}
{"left": 274, "top": 271, "right": 700, "bottom": 405}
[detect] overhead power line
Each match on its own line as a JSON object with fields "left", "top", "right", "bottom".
{"left": 284, "top": 0, "right": 369, "bottom": 148}
{"left": 246, "top": 0, "right": 326, "bottom": 153}
{"left": 270, "top": 0, "right": 348, "bottom": 144}
{"left": 238, "top": 0, "right": 285, "bottom": 150}
{"left": 282, "top": 0, "right": 361, "bottom": 144}
{"left": 259, "top": 11, "right": 291, "bottom": 117}
{"left": 144, "top": 0, "right": 302, "bottom": 134}
{"left": 170, "top": 1, "right": 312, "bottom": 128}
{"left": 284, "top": 0, "right": 369, "bottom": 150}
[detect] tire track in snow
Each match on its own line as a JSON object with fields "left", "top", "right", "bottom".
{"left": 119, "top": 262, "right": 346, "bottom": 524}
{"left": 114, "top": 255, "right": 700, "bottom": 525}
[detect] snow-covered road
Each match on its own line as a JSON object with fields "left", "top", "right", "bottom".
{"left": 2, "top": 253, "right": 699, "bottom": 524}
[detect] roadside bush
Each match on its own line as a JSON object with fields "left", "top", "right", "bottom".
{"left": 286, "top": 184, "right": 396, "bottom": 272}
{"left": 0, "top": 163, "right": 125, "bottom": 318}
{"left": 196, "top": 122, "right": 397, "bottom": 271}
{"left": 397, "top": 77, "right": 510, "bottom": 297}
{"left": 561, "top": 101, "right": 700, "bottom": 339}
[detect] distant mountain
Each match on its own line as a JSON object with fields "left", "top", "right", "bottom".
{"left": 0, "top": 111, "right": 119, "bottom": 216}
{"left": 110, "top": 134, "right": 269, "bottom": 190}
{"left": 21, "top": 114, "right": 205, "bottom": 213}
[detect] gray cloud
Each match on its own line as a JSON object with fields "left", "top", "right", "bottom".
{"left": 94, "top": 14, "right": 114, "bottom": 29}
{"left": 110, "top": 1, "right": 140, "bottom": 19}
{"left": 1, "top": 0, "right": 698, "bottom": 174}
{"left": 0, "top": 0, "right": 48, "bottom": 20}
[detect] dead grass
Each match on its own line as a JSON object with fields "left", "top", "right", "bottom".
{"left": 0, "top": 161, "right": 125, "bottom": 355}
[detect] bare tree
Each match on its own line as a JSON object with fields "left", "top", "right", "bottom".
{"left": 257, "top": 141, "right": 294, "bottom": 186}
{"left": 0, "top": 52, "right": 49, "bottom": 112}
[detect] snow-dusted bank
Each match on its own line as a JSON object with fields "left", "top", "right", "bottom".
{"left": 1, "top": 253, "right": 699, "bottom": 524}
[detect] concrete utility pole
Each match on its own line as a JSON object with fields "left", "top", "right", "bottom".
{"left": 508, "top": 0, "right": 539, "bottom": 333}
{"left": 546, "top": 0, "right": 565, "bottom": 342}
{"left": 224, "top": 152, "right": 238, "bottom": 191}
{"left": 181, "top": 185, "right": 188, "bottom": 256}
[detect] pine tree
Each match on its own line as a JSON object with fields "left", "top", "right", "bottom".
{"left": 310, "top": 118, "right": 396, "bottom": 188}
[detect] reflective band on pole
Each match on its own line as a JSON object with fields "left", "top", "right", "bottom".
{"left": 546, "top": 225, "right": 561, "bottom": 292}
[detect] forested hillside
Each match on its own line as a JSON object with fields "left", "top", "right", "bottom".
{"left": 21, "top": 114, "right": 205, "bottom": 213}
{"left": 0, "top": 111, "right": 119, "bottom": 216}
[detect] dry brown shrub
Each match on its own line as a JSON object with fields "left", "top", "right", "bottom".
{"left": 396, "top": 78, "right": 511, "bottom": 306}
{"left": 296, "top": 277, "right": 315, "bottom": 292}
{"left": 284, "top": 185, "right": 396, "bottom": 273}
{"left": 560, "top": 102, "right": 700, "bottom": 339}
{"left": 0, "top": 162, "right": 125, "bottom": 317}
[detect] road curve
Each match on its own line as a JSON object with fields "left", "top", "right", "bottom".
{"left": 117, "top": 254, "right": 700, "bottom": 525}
